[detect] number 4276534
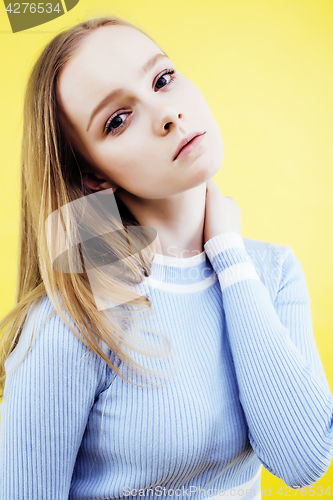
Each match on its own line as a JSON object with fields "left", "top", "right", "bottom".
{"left": 6, "top": 3, "right": 61, "bottom": 14}
{"left": 277, "top": 486, "right": 331, "bottom": 496}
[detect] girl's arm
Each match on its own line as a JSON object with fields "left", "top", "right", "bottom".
{"left": 0, "top": 297, "right": 108, "bottom": 500}
{"left": 204, "top": 232, "right": 333, "bottom": 489}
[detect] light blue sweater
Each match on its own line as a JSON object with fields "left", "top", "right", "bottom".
{"left": 1, "top": 232, "right": 333, "bottom": 500}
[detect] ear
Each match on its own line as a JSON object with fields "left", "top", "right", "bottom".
{"left": 83, "top": 172, "right": 118, "bottom": 193}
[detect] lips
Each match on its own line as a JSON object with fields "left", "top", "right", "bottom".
{"left": 173, "top": 131, "right": 206, "bottom": 161}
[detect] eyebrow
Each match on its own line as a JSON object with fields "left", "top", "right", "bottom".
{"left": 86, "top": 52, "right": 169, "bottom": 132}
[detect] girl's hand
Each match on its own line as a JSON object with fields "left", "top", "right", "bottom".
{"left": 203, "top": 178, "right": 242, "bottom": 244}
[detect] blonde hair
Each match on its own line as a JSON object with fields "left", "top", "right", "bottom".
{"left": 0, "top": 16, "right": 174, "bottom": 398}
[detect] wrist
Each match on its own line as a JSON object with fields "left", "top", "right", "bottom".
{"left": 204, "top": 233, "right": 260, "bottom": 291}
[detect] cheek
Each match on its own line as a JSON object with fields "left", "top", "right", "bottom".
{"left": 188, "top": 83, "right": 222, "bottom": 138}
{"left": 181, "top": 77, "right": 209, "bottom": 107}
{"left": 94, "top": 142, "right": 152, "bottom": 181}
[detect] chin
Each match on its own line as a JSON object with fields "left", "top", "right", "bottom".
{"left": 193, "top": 148, "right": 224, "bottom": 187}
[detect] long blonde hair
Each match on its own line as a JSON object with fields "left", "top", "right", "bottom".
{"left": 0, "top": 16, "right": 173, "bottom": 398}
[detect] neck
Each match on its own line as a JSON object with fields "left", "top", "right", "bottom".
{"left": 115, "top": 183, "right": 207, "bottom": 259}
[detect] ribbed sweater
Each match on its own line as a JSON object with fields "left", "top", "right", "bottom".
{"left": 1, "top": 232, "right": 333, "bottom": 500}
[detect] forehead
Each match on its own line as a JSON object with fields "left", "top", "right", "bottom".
{"left": 57, "top": 25, "right": 162, "bottom": 116}
{"left": 68, "top": 24, "right": 159, "bottom": 72}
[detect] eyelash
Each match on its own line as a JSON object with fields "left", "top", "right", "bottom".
{"left": 104, "top": 69, "right": 177, "bottom": 136}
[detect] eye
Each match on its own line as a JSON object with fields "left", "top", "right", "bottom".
{"left": 104, "top": 69, "right": 176, "bottom": 136}
{"left": 154, "top": 69, "right": 176, "bottom": 91}
{"left": 104, "top": 112, "right": 130, "bottom": 136}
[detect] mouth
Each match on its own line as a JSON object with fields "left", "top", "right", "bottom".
{"left": 173, "top": 131, "right": 206, "bottom": 161}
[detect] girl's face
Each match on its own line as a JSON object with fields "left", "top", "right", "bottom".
{"left": 57, "top": 25, "right": 224, "bottom": 199}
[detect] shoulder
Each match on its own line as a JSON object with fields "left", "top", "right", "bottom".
{"left": 242, "top": 235, "right": 300, "bottom": 303}
{"left": 242, "top": 235, "right": 292, "bottom": 268}
{"left": 5, "top": 294, "right": 110, "bottom": 379}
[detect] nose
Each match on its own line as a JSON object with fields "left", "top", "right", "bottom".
{"left": 151, "top": 103, "right": 182, "bottom": 135}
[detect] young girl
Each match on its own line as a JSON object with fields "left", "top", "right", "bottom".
{"left": 0, "top": 16, "right": 332, "bottom": 500}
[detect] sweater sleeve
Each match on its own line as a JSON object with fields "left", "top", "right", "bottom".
{"left": 0, "top": 296, "right": 108, "bottom": 500}
{"left": 204, "top": 232, "right": 333, "bottom": 489}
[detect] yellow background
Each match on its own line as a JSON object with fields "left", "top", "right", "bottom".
{"left": 0, "top": 0, "right": 332, "bottom": 496}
